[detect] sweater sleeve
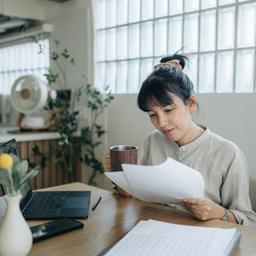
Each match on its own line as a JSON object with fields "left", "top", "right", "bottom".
{"left": 221, "top": 149, "right": 256, "bottom": 226}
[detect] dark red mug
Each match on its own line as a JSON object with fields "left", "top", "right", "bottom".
{"left": 110, "top": 145, "right": 137, "bottom": 171}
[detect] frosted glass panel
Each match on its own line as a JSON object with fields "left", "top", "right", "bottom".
{"left": 117, "top": 0, "right": 128, "bottom": 25}
{"left": 141, "top": 22, "right": 153, "bottom": 57}
{"left": 117, "top": 26, "right": 128, "bottom": 60}
{"left": 219, "top": 0, "right": 235, "bottom": 5}
{"left": 237, "top": 3, "right": 256, "bottom": 47}
{"left": 169, "top": 0, "right": 183, "bottom": 15}
{"left": 128, "top": 24, "right": 140, "bottom": 58}
{"left": 155, "top": 0, "right": 168, "bottom": 18}
{"left": 106, "top": 62, "right": 116, "bottom": 92}
{"left": 235, "top": 50, "right": 254, "bottom": 92}
{"left": 141, "top": 0, "right": 154, "bottom": 21}
{"left": 95, "top": 31, "right": 105, "bottom": 61}
{"left": 216, "top": 51, "right": 234, "bottom": 93}
{"left": 95, "top": 63, "right": 106, "bottom": 91}
{"left": 200, "top": 11, "right": 216, "bottom": 52}
{"left": 140, "top": 59, "right": 153, "bottom": 84}
{"left": 201, "top": 0, "right": 216, "bottom": 9}
{"left": 184, "top": 14, "right": 199, "bottom": 52}
{"left": 154, "top": 57, "right": 160, "bottom": 66}
{"left": 128, "top": 60, "right": 140, "bottom": 93}
{"left": 184, "top": 0, "right": 199, "bottom": 12}
{"left": 154, "top": 19, "right": 167, "bottom": 56}
{"left": 106, "top": 29, "right": 116, "bottom": 61}
{"left": 94, "top": 0, "right": 106, "bottom": 29}
{"left": 116, "top": 61, "right": 128, "bottom": 93}
{"left": 198, "top": 54, "right": 215, "bottom": 93}
{"left": 183, "top": 55, "right": 198, "bottom": 90}
{"left": 0, "top": 39, "right": 49, "bottom": 95}
{"left": 93, "top": 0, "right": 256, "bottom": 94}
{"left": 106, "top": 0, "right": 116, "bottom": 27}
{"left": 218, "top": 7, "right": 235, "bottom": 49}
{"left": 168, "top": 16, "right": 182, "bottom": 54}
{"left": 128, "top": 0, "right": 140, "bottom": 22}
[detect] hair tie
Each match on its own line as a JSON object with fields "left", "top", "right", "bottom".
{"left": 154, "top": 59, "right": 182, "bottom": 70}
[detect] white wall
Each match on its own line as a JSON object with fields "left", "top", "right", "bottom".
{"left": 44, "top": 0, "right": 93, "bottom": 88}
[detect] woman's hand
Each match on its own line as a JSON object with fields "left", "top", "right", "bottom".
{"left": 103, "top": 153, "right": 131, "bottom": 197}
{"left": 103, "top": 153, "right": 111, "bottom": 172}
{"left": 183, "top": 198, "right": 225, "bottom": 221}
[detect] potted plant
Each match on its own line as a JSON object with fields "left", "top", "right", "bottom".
{"left": 33, "top": 37, "right": 114, "bottom": 184}
{"left": 0, "top": 153, "right": 39, "bottom": 256}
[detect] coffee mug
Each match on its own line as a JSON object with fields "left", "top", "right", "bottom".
{"left": 110, "top": 145, "right": 137, "bottom": 171}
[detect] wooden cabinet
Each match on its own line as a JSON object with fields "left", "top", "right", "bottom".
{"left": 17, "top": 139, "right": 81, "bottom": 190}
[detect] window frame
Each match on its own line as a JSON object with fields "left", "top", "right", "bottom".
{"left": 93, "top": 0, "right": 256, "bottom": 94}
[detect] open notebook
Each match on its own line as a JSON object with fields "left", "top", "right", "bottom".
{"left": 99, "top": 220, "right": 240, "bottom": 256}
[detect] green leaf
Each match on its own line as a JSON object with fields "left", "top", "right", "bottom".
{"left": 19, "top": 166, "right": 40, "bottom": 187}
{"left": 13, "top": 160, "right": 29, "bottom": 178}
{"left": 0, "top": 169, "right": 12, "bottom": 187}
{"left": 12, "top": 160, "right": 29, "bottom": 191}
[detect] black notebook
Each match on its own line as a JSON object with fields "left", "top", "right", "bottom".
{"left": 0, "top": 139, "right": 91, "bottom": 220}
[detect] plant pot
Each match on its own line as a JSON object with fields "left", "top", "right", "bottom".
{"left": 0, "top": 194, "right": 33, "bottom": 256}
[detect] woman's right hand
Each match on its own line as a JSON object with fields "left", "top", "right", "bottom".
{"left": 103, "top": 152, "right": 131, "bottom": 197}
{"left": 103, "top": 153, "right": 111, "bottom": 172}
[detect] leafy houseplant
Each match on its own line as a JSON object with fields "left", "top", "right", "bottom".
{"left": 76, "top": 84, "right": 113, "bottom": 185}
{"left": 33, "top": 38, "right": 114, "bottom": 184}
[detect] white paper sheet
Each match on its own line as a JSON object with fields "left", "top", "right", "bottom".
{"left": 104, "top": 220, "right": 238, "bottom": 256}
{"left": 105, "top": 171, "right": 133, "bottom": 194}
{"left": 105, "top": 157, "right": 204, "bottom": 204}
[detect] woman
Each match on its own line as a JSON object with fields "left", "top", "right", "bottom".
{"left": 105, "top": 54, "right": 256, "bottom": 225}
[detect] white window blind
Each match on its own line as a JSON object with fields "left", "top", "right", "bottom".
{"left": 93, "top": 0, "right": 256, "bottom": 94}
{"left": 0, "top": 39, "right": 49, "bottom": 95}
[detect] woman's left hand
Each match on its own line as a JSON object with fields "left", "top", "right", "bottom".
{"left": 183, "top": 198, "right": 224, "bottom": 221}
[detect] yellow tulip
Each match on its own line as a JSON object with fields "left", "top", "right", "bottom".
{"left": 0, "top": 153, "right": 13, "bottom": 169}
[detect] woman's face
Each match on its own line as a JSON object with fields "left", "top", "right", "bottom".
{"left": 148, "top": 94, "right": 195, "bottom": 145}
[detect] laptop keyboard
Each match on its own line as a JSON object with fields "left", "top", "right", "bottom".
{"left": 23, "top": 192, "right": 69, "bottom": 218}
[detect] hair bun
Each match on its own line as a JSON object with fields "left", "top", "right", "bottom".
{"left": 160, "top": 54, "right": 188, "bottom": 70}
{"left": 154, "top": 59, "right": 182, "bottom": 70}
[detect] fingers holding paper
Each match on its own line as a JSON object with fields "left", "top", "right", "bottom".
{"left": 103, "top": 154, "right": 132, "bottom": 197}
{"left": 183, "top": 198, "right": 224, "bottom": 221}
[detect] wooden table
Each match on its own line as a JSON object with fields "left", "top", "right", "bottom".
{"left": 24, "top": 183, "right": 256, "bottom": 255}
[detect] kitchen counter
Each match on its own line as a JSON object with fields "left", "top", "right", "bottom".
{"left": 0, "top": 127, "right": 60, "bottom": 143}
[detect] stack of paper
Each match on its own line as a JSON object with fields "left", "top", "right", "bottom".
{"left": 105, "top": 157, "right": 205, "bottom": 204}
{"left": 102, "top": 220, "right": 240, "bottom": 256}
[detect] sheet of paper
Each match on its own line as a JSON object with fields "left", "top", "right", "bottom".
{"left": 104, "top": 220, "right": 237, "bottom": 256}
{"left": 105, "top": 171, "right": 133, "bottom": 194}
{"left": 123, "top": 158, "right": 204, "bottom": 203}
{"left": 105, "top": 157, "right": 204, "bottom": 204}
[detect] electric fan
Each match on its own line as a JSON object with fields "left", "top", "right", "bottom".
{"left": 10, "top": 75, "right": 56, "bottom": 130}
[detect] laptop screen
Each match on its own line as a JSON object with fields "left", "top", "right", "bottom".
{"left": 0, "top": 139, "right": 32, "bottom": 204}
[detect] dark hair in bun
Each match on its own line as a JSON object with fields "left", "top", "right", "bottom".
{"left": 137, "top": 54, "right": 195, "bottom": 112}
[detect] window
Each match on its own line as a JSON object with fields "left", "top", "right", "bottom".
{"left": 93, "top": 0, "right": 256, "bottom": 93}
{"left": 0, "top": 39, "right": 49, "bottom": 95}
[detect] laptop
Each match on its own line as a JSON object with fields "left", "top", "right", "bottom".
{"left": 0, "top": 139, "right": 91, "bottom": 220}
